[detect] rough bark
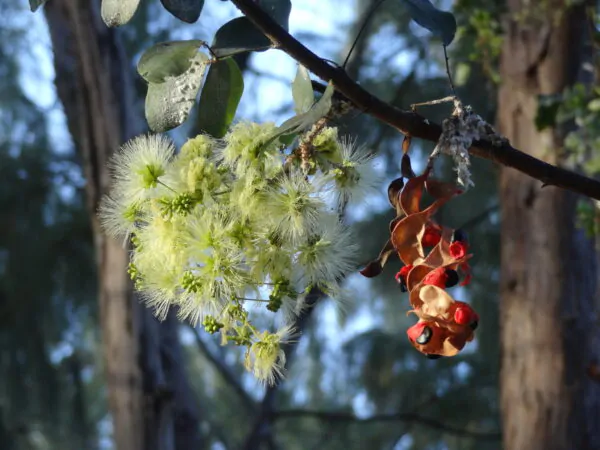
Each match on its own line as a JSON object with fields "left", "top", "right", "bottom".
{"left": 498, "top": 2, "right": 600, "bottom": 450}
{"left": 44, "top": 1, "right": 202, "bottom": 449}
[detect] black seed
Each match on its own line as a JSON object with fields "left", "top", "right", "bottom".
{"left": 426, "top": 354, "right": 443, "bottom": 360}
{"left": 416, "top": 326, "right": 433, "bottom": 345}
{"left": 445, "top": 269, "right": 459, "bottom": 288}
{"left": 396, "top": 274, "right": 408, "bottom": 291}
{"left": 452, "top": 229, "right": 468, "bottom": 243}
{"left": 470, "top": 321, "right": 478, "bottom": 330}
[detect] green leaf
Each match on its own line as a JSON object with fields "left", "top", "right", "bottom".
{"left": 101, "top": 0, "right": 141, "bottom": 27}
{"left": 29, "top": 0, "right": 48, "bottom": 12}
{"left": 401, "top": 0, "right": 457, "bottom": 46}
{"left": 279, "top": 133, "right": 298, "bottom": 146}
{"left": 211, "top": 0, "right": 292, "bottom": 57}
{"left": 275, "top": 82, "right": 335, "bottom": 138}
{"left": 197, "top": 58, "right": 244, "bottom": 138}
{"left": 138, "top": 40, "right": 205, "bottom": 84}
{"left": 292, "top": 65, "right": 314, "bottom": 114}
{"left": 160, "top": 0, "right": 204, "bottom": 24}
{"left": 211, "top": 17, "right": 271, "bottom": 58}
{"left": 145, "top": 53, "right": 210, "bottom": 133}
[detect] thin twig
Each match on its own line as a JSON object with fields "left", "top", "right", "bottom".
{"left": 342, "top": 0, "right": 388, "bottom": 69}
{"left": 190, "top": 325, "right": 256, "bottom": 412}
{"left": 411, "top": 95, "right": 456, "bottom": 109}
{"left": 229, "top": 0, "right": 600, "bottom": 201}
{"left": 443, "top": 44, "right": 456, "bottom": 96}
{"left": 270, "top": 409, "right": 501, "bottom": 440}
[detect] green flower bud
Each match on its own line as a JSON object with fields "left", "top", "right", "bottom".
{"left": 127, "top": 262, "right": 139, "bottom": 280}
{"left": 181, "top": 271, "right": 202, "bottom": 293}
{"left": 313, "top": 127, "right": 342, "bottom": 163}
{"left": 202, "top": 315, "right": 224, "bottom": 334}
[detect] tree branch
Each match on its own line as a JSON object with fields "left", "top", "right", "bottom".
{"left": 190, "top": 325, "right": 256, "bottom": 413}
{"left": 270, "top": 409, "right": 501, "bottom": 441}
{"left": 229, "top": 0, "right": 600, "bottom": 201}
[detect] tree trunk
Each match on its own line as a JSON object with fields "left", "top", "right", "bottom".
{"left": 498, "top": 2, "right": 600, "bottom": 450}
{"left": 44, "top": 1, "right": 202, "bottom": 449}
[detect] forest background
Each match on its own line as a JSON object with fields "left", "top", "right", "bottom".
{"left": 1, "top": 0, "right": 599, "bottom": 449}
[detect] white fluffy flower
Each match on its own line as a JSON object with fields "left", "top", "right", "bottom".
{"left": 245, "top": 325, "right": 297, "bottom": 385}
{"left": 98, "top": 194, "right": 145, "bottom": 243}
{"left": 108, "top": 134, "right": 175, "bottom": 202}
{"left": 295, "top": 213, "right": 358, "bottom": 286}
{"left": 262, "top": 171, "right": 325, "bottom": 245}
{"left": 325, "top": 136, "right": 378, "bottom": 207}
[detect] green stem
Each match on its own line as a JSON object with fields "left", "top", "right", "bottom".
{"left": 237, "top": 297, "right": 270, "bottom": 303}
{"left": 158, "top": 180, "right": 178, "bottom": 194}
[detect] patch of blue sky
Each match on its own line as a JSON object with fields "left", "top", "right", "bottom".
{"left": 353, "top": 389, "right": 376, "bottom": 418}
{"left": 240, "top": 0, "right": 355, "bottom": 122}
{"left": 14, "top": 2, "right": 73, "bottom": 156}
{"left": 361, "top": 24, "right": 415, "bottom": 81}
{"left": 393, "top": 434, "right": 414, "bottom": 450}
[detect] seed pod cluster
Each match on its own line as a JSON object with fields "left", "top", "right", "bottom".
{"left": 361, "top": 169, "right": 479, "bottom": 358}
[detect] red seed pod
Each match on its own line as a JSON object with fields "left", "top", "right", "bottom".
{"left": 449, "top": 241, "right": 468, "bottom": 260}
{"left": 422, "top": 267, "right": 448, "bottom": 289}
{"left": 453, "top": 302, "right": 479, "bottom": 330}
{"left": 422, "top": 225, "right": 442, "bottom": 247}
{"left": 395, "top": 265, "right": 413, "bottom": 292}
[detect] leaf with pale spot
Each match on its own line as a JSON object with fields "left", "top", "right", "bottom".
{"left": 101, "top": 0, "right": 140, "bottom": 26}
{"left": 138, "top": 40, "right": 205, "bottom": 84}
{"left": 145, "top": 53, "right": 209, "bottom": 132}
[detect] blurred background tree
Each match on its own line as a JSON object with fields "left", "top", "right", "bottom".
{"left": 497, "top": 2, "right": 600, "bottom": 449}
{"left": 1, "top": 0, "right": 598, "bottom": 449}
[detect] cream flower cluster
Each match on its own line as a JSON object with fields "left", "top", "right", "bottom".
{"left": 99, "top": 123, "right": 376, "bottom": 384}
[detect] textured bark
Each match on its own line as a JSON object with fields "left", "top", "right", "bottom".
{"left": 498, "top": 2, "right": 600, "bottom": 450}
{"left": 44, "top": 1, "right": 202, "bottom": 449}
